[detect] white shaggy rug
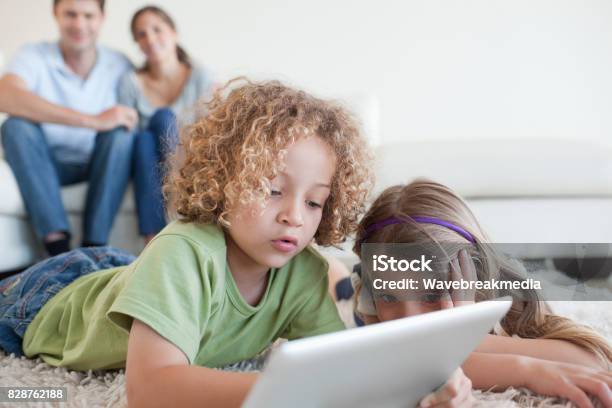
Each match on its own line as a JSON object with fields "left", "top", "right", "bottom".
{"left": 0, "top": 301, "right": 609, "bottom": 408}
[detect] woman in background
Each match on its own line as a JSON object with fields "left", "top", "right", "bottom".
{"left": 119, "top": 5, "right": 215, "bottom": 244}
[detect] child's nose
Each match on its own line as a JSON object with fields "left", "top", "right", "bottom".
{"left": 278, "top": 200, "right": 304, "bottom": 227}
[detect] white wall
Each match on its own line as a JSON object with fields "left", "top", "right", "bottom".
{"left": 2, "top": 0, "right": 612, "bottom": 143}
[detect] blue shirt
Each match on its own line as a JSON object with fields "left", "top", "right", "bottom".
{"left": 6, "top": 42, "right": 132, "bottom": 164}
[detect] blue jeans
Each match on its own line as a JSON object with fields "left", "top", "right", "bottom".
{"left": 132, "top": 108, "right": 178, "bottom": 236}
{"left": 0, "top": 247, "right": 135, "bottom": 356}
{"left": 1, "top": 117, "right": 135, "bottom": 245}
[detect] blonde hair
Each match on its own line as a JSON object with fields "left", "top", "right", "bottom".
{"left": 164, "top": 78, "right": 374, "bottom": 246}
{"left": 353, "top": 178, "right": 612, "bottom": 367}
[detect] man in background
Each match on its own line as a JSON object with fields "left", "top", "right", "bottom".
{"left": 0, "top": 0, "right": 137, "bottom": 256}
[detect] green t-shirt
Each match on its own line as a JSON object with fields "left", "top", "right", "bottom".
{"left": 22, "top": 221, "right": 345, "bottom": 371}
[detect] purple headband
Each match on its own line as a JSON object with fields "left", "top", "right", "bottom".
{"left": 360, "top": 216, "right": 476, "bottom": 244}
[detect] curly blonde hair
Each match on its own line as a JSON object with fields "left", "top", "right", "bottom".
{"left": 164, "top": 78, "right": 374, "bottom": 246}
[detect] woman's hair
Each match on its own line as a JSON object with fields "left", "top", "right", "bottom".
{"left": 164, "top": 78, "right": 374, "bottom": 246}
{"left": 130, "top": 6, "right": 191, "bottom": 70}
{"left": 353, "top": 179, "right": 612, "bottom": 367}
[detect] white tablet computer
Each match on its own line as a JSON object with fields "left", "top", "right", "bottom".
{"left": 242, "top": 298, "right": 512, "bottom": 408}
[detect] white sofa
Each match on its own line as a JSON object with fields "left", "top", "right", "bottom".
{"left": 375, "top": 137, "right": 612, "bottom": 241}
{"left": 2, "top": 103, "right": 612, "bottom": 272}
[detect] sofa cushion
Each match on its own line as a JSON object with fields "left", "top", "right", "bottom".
{"left": 374, "top": 138, "right": 612, "bottom": 198}
{"left": 0, "top": 160, "right": 135, "bottom": 217}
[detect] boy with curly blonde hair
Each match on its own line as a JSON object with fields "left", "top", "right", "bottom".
{"left": 0, "top": 79, "right": 471, "bottom": 407}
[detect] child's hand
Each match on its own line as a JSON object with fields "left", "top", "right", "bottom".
{"left": 418, "top": 367, "right": 475, "bottom": 408}
{"left": 440, "top": 249, "right": 477, "bottom": 309}
{"left": 521, "top": 357, "right": 612, "bottom": 408}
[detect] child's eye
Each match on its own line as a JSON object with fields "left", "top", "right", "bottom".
{"left": 421, "top": 292, "right": 442, "bottom": 303}
{"left": 306, "top": 200, "right": 322, "bottom": 208}
{"left": 270, "top": 190, "right": 282, "bottom": 196}
{"left": 380, "top": 294, "right": 397, "bottom": 303}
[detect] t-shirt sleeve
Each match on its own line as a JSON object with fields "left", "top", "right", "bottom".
{"left": 5, "top": 44, "right": 43, "bottom": 90}
{"left": 194, "top": 65, "right": 214, "bottom": 99}
{"left": 117, "top": 71, "right": 137, "bottom": 108}
{"left": 118, "top": 53, "right": 134, "bottom": 74}
{"left": 282, "top": 274, "right": 346, "bottom": 340}
{"left": 107, "top": 235, "right": 214, "bottom": 363}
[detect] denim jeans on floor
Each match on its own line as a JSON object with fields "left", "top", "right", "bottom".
{"left": 0, "top": 247, "right": 135, "bottom": 356}
{"left": 1, "top": 117, "right": 135, "bottom": 245}
{"left": 132, "top": 108, "right": 178, "bottom": 236}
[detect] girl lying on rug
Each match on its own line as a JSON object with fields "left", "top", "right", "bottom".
{"left": 0, "top": 80, "right": 472, "bottom": 408}
{"left": 348, "top": 179, "right": 612, "bottom": 408}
